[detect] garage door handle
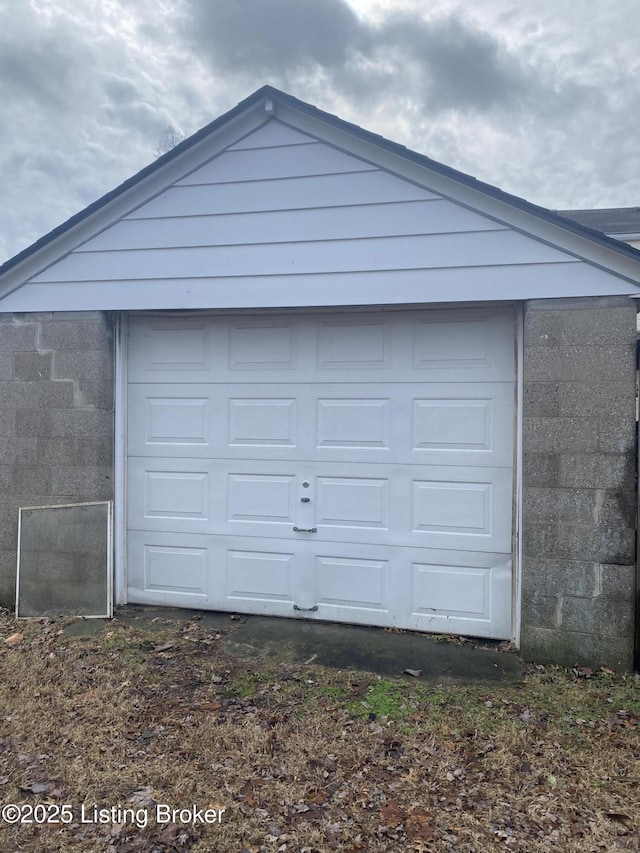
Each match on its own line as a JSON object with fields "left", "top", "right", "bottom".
{"left": 293, "top": 526, "right": 317, "bottom": 533}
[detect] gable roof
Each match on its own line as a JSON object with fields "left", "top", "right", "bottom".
{"left": 1, "top": 84, "right": 640, "bottom": 310}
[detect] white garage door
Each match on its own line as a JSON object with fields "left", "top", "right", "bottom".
{"left": 126, "top": 308, "right": 515, "bottom": 639}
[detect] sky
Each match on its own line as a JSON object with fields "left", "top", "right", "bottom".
{"left": 1, "top": 0, "right": 639, "bottom": 263}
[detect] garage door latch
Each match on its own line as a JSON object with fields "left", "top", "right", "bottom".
{"left": 293, "top": 526, "right": 317, "bottom": 533}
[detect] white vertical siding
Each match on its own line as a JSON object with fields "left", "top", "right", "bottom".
{"left": 5, "top": 118, "right": 638, "bottom": 310}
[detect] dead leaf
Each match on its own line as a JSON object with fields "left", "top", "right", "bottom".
{"left": 196, "top": 701, "right": 222, "bottom": 712}
{"left": 153, "top": 642, "right": 174, "bottom": 653}
{"left": 5, "top": 632, "right": 23, "bottom": 647}
{"left": 403, "top": 668, "right": 422, "bottom": 677}
{"left": 380, "top": 801, "right": 405, "bottom": 826}
{"left": 20, "top": 781, "right": 51, "bottom": 794}
{"left": 157, "top": 822, "right": 179, "bottom": 844}
{"left": 605, "top": 812, "right": 633, "bottom": 830}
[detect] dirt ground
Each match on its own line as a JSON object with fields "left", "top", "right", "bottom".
{"left": 0, "top": 608, "right": 638, "bottom": 852}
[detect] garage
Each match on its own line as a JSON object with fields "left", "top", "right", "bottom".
{"left": 1, "top": 85, "right": 638, "bottom": 666}
{"left": 126, "top": 307, "right": 515, "bottom": 639}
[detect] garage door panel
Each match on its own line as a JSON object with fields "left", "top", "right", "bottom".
{"left": 410, "top": 467, "right": 512, "bottom": 550}
{"left": 128, "top": 457, "right": 213, "bottom": 532}
{"left": 227, "top": 473, "right": 297, "bottom": 525}
{"left": 317, "top": 317, "right": 391, "bottom": 370}
{"left": 129, "top": 381, "right": 512, "bottom": 466}
{"left": 410, "top": 384, "right": 513, "bottom": 465}
{"left": 226, "top": 548, "right": 297, "bottom": 605}
{"left": 412, "top": 309, "right": 515, "bottom": 380}
{"left": 128, "top": 531, "right": 214, "bottom": 605}
{"left": 128, "top": 310, "right": 514, "bottom": 384}
{"left": 314, "top": 554, "right": 390, "bottom": 613}
{"left": 127, "top": 319, "right": 222, "bottom": 382}
{"left": 129, "top": 457, "right": 511, "bottom": 553}
{"left": 229, "top": 397, "right": 298, "bottom": 447}
{"left": 411, "top": 554, "right": 512, "bottom": 636}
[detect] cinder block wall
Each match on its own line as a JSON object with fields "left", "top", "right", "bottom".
{"left": 0, "top": 311, "right": 114, "bottom": 606}
{"left": 521, "top": 296, "right": 637, "bottom": 669}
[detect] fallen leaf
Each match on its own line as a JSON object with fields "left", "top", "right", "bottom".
{"left": 380, "top": 801, "right": 405, "bottom": 826}
{"left": 20, "top": 782, "right": 51, "bottom": 794}
{"left": 404, "top": 668, "right": 422, "bottom": 677}
{"left": 4, "top": 632, "right": 23, "bottom": 647}
{"left": 157, "top": 823, "right": 179, "bottom": 845}
{"left": 605, "top": 812, "right": 633, "bottom": 830}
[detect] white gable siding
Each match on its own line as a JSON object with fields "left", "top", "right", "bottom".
{"left": 2, "top": 119, "right": 638, "bottom": 311}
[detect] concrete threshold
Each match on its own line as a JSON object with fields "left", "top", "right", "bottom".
{"left": 67, "top": 606, "right": 523, "bottom": 682}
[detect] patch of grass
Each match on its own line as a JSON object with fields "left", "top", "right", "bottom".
{"left": 223, "top": 670, "right": 260, "bottom": 698}
{"left": 348, "top": 678, "right": 409, "bottom": 720}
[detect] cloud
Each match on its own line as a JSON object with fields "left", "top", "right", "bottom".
{"left": 184, "top": 0, "right": 364, "bottom": 76}
{"left": 184, "top": 0, "right": 545, "bottom": 117}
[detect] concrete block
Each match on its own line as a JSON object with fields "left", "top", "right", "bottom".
{"left": 53, "top": 350, "right": 113, "bottom": 382}
{"left": 0, "top": 467, "right": 12, "bottom": 492}
{"left": 0, "top": 408, "right": 15, "bottom": 436}
{"left": 560, "top": 595, "right": 635, "bottom": 638}
{"left": 556, "top": 523, "right": 635, "bottom": 565}
{"left": 74, "top": 379, "right": 114, "bottom": 409}
{"left": 526, "top": 296, "right": 634, "bottom": 311}
{"left": 523, "top": 453, "right": 561, "bottom": 487}
{"left": 522, "top": 521, "right": 558, "bottom": 558}
{"left": 0, "top": 573, "right": 15, "bottom": 609}
{"left": 524, "top": 417, "right": 598, "bottom": 453}
{"left": 52, "top": 311, "right": 105, "bottom": 321}
{"left": 519, "top": 590, "right": 559, "bottom": 628}
{"left": 599, "top": 564, "right": 636, "bottom": 601}
{"left": 550, "top": 307, "right": 635, "bottom": 347}
{"left": 0, "top": 380, "right": 75, "bottom": 408}
{"left": 523, "top": 383, "right": 560, "bottom": 417}
{"left": 0, "top": 547, "right": 17, "bottom": 577}
{"left": 559, "top": 453, "right": 635, "bottom": 490}
{"left": 524, "top": 345, "right": 635, "bottom": 383}
{"left": 597, "top": 490, "right": 636, "bottom": 528}
{"left": 13, "top": 352, "right": 52, "bottom": 380}
{"left": 0, "top": 500, "right": 18, "bottom": 549}
{"left": 0, "top": 355, "right": 12, "bottom": 380}
{"left": 36, "top": 437, "right": 113, "bottom": 467}
{"left": 598, "top": 416, "right": 635, "bottom": 454}
{"left": 40, "top": 320, "right": 112, "bottom": 351}
{"left": 0, "top": 437, "right": 39, "bottom": 465}
{"left": 519, "top": 625, "right": 633, "bottom": 670}
{"left": 12, "top": 312, "right": 53, "bottom": 321}
{"left": 51, "top": 409, "right": 113, "bottom": 438}
{"left": 11, "top": 466, "right": 52, "bottom": 497}
{"left": 51, "top": 467, "right": 113, "bottom": 500}
{"left": 524, "top": 310, "right": 563, "bottom": 347}
{"left": 0, "top": 323, "right": 37, "bottom": 353}
{"left": 523, "top": 487, "right": 597, "bottom": 524}
{"left": 14, "top": 410, "right": 51, "bottom": 437}
{"left": 559, "top": 381, "right": 632, "bottom": 419}
{"left": 521, "top": 558, "right": 600, "bottom": 597}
